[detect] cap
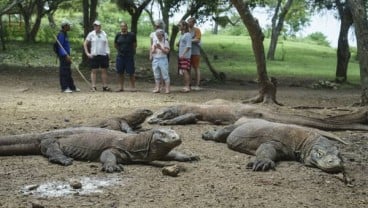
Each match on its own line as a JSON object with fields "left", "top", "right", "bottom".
{"left": 61, "top": 19, "right": 71, "bottom": 27}
{"left": 155, "top": 29, "right": 165, "bottom": 35}
{"left": 93, "top": 20, "right": 101, "bottom": 26}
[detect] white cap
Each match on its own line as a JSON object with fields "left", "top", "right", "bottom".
{"left": 93, "top": 20, "right": 101, "bottom": 26}
{"left": 61, "top": 19, "right": 71, "bottom": 27}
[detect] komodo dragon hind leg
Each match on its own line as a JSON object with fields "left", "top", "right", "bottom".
{"left": 40, "top": 139, "right": 73, "bottom": 166}
{"left": 120, "top": 121, "right": 135, "bottom": 133}
{"left": 160, "top": 150, "right": 200, "bottom": 162}
{"left": 159, "top": 113, "right": 198, "bottom": 125}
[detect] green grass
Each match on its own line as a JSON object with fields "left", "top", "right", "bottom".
{"left": 0, "top": 34, "right": 360, "bottom": 84}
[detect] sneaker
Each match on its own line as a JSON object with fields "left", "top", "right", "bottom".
{"left": 73, "top": 88, "right": 81, "bottom": 92}
{"left": 63, "top": 88, "right": 73, "bottom": 93}
{"left": 192, "top": 86, "right": 202, "bottom": 91}
{"left": 102, "top": 86, "right": 111, "bottom": 92}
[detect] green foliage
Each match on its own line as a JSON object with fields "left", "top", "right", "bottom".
{"left": 304, "top": 32, "right": 330, "bottom": 47}
{"left": 219, "top": 24, "right": 249, "bottom": 36}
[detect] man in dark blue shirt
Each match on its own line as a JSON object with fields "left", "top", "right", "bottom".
{"left": 114, "top": 22, "right": 137, "bottom": 92}
{"left": 56, "top": 20, "right": 79, "bottom": 93}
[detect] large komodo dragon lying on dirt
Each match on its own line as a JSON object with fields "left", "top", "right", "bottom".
{"left": 0, "top": 127, "right": 198, "bottom": 173}
{"left": 87, "top": 109, "right": 153, "bottom": 133}
{"left": 148, "top": 102, "right": 368, "bottom": 131}
{"left": 202, "top": 118, "right": 345, "bottom": 173}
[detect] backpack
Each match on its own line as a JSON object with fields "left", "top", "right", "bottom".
{"left": 53, "top": 41, "right": 59, "bottom": 56}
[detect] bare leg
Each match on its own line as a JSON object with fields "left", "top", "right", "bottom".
{"left": 183, "top": 70, "right": 191, "bottom": 91}
{"left": 101, "top": 68, "right": 108, "bottom": 87}
{"left": 118, "top": 73, "right": 124, "bottom": 91}
{"left": 194, "top": 67, "right": 200, "bottom": 87}
{"left": 129, "top": 74, "right": 136, "bottom": 90}
{"left": 91, "top": 68, "right": 98, "bottom": 90}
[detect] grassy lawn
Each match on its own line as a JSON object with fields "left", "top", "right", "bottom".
{"left": 0, "top": 34, "right": 360, "bottom": 84}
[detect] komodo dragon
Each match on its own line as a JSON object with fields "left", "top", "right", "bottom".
{"left": 88, "top": 109, "right": 153, "bottom": 133}
{"left": 202, "top": 118, "right": 344, "bottom": 173}
{"left": 148, "top": 103, "right": 368, "bottom": 131}
{"left": 0, "top": 127, "right": 198, "bottom": 173}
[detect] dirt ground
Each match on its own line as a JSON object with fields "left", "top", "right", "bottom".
{"left": 0, "top": 67, "right": 367, "bottom": 208}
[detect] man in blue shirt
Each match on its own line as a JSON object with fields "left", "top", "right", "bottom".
{"left": 56, "top": 20, "right": 79, "bottom": 93}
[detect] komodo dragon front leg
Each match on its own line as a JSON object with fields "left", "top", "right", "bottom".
{"left": 100, "top": 149, "right": 126, "bottom": 173}
{"left": 160, "top": 150, "right": 200, "bottom": 162}
{"left": 159, "top": 113, "right": 199, "bottom": 125}
{"left": 246, "top": 141, "right": 294, "bottom": 171}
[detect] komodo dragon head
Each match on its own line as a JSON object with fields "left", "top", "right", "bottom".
{"left": 304, "top": 137, "right": 343, "bottom": 173}
{"left": 148, "top": 106, "right": 179, "bottom": 124}
{"left": 126, "top": 109, "right": 153, "bottom": 125}
{"left": 148, "top": 128, "right": 182, "bottom": 158}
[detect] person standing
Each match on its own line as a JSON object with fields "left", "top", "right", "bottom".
{"left": 150, "top": 29, "right": 170, "bottom": 93}
{"left": 83, "top": 20, "right": 111, "bottom": 92}
{"left": 188, "top": 17, "right": 202, "bottom": 90}
{"left": 56, "top": 20, "right": 79, "bottom": 93}
{"left": 177, "top": 20, "right": 192, "bottom": 93}
{"left": 114, "top": 22, "right": 137, "bottom": 92}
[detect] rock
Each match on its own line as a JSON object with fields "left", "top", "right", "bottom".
{"left": 31, "top": 201, "right": 45, "bottom": 208}
{"left": 69, "top": 180, "right": 82, "bottom": 189}
{"left": 162, "top": 165, "right": 180, "bottom": 177}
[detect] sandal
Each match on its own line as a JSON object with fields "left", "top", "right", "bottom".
{"left": 153, "top": 88, "right": 160, "bottom": 93}
{"left": 91, "top": 87, "right": 97, "bottom": 92}
{"left": 103, "top": 86, "right": 111, "bottom": 92}
{"left": 181, "top": 88, "right": 190, "bottom": 93}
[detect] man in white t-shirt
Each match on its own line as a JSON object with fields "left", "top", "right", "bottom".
{"left": 84, "top": 20, "right": 111, "bottom": 92}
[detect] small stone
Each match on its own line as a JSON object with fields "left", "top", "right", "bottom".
{"left": 162, "top": 165, "right": 180, "bottom": 177}
{"left": 31, "top": 201, "right": 45, "bottom": 208}
{"left": 27, "top": 184, "right": 39, "bottom": 191}
{"left": 69, "top": 180, "right": 82, "bottom": 189}
{"left": 17, "top": 101, "right": 23, "bottom": 105}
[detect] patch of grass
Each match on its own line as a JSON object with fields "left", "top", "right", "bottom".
{"left": 0, "top": 34, "right": 360, "bottom": 84}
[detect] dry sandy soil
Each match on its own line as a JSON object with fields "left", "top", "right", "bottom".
{"left": 0, "top": 67, "right": 367, "bottom": 208}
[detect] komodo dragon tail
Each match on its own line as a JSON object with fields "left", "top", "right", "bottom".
{"left": 263, "top": 112, "right": 368, "bottom": 131}
{"left": 0, "top": 133, "right": 43, "bottom": 155}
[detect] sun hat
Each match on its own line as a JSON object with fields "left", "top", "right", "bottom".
{"left": 61, "top": 19, "right": 71, "bottom": 27}
{"left": 93, "top": 20, "right": 101, "bottom": 26}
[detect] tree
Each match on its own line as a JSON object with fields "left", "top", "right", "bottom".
{"left": 348, "top": 0, "right": 368, "bottom": 105}
{"left": 335, "top": 0, "right": 353, "bottom": 83}
{"left": 115, "top": 0, "right": 152, "bottom": 34}
{"left": 267, "top": 0, "right": 294, "bottom": 60}
{"left": 231, "top": 0, "right": 281, "bottom": 105}
{"left": 312, "top": 0, "right": 354, "bottom": 83}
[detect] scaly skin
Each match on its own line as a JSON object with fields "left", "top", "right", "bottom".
{"left": 90, "top": 109, "right": 153, "bottom": 133}
{"left": 149, "top": 102, "right": 368, "bottom": 131}
{"left": 202, "top": 118, "right": 344, "bottom": 173}
{"left": 0, "top": 127, "right": 199, "bottom": 173}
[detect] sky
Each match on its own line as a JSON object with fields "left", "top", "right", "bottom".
{"left": 193, "top": 7, "right": 357, "bottom": 48}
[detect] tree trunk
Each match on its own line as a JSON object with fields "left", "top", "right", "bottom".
{"left": 335, "top": 2, "right": 353, "bottom": 83}
{"left": 81, "top": 0, "right": 98, "bottom": 67}
{"left": 231, "top": 0, "right": 281, "bottom": 105}
{"left": 348, "top": 0, "right": 368, "bottom": 105}
{"left": 267, "top": 0, "right": 293, "bottom": 60}
{"left": 0, "top": 20, "right": 5, "bottom": 50}
{"left": 28, "top": 0, "right": 44, "bottom": 42}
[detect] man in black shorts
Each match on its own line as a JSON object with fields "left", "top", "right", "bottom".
{"left": 114, "top": 22, "right": 137, "bottom": 92}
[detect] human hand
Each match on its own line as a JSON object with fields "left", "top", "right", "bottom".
{"left": 65, "top": 55, "right": 72, "bottom": 63}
